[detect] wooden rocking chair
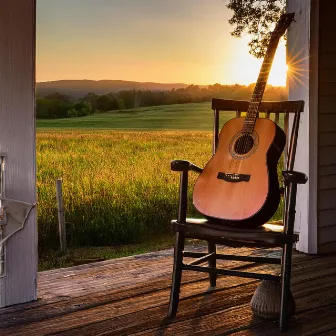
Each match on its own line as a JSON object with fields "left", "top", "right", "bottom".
{"left": 167, "top": 98, "right": 307, "bottom": 332}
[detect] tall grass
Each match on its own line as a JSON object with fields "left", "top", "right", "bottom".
{"left": 37, "top": 130, "right": 214, "bottom": 250}
{"left": 37, "top": 129, "right": 284, "bottom": 251}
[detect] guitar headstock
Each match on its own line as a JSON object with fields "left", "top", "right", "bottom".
{"left": 272, "top": 13, "right": 295, "bottom": 37}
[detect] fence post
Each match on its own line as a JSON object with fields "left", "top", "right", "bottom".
{"left": 56, "top": 179, "right": 66, "bottom": 251}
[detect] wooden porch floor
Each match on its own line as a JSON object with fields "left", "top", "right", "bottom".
{"left": 0, "top": 245, "right": 335, "bottom": 336}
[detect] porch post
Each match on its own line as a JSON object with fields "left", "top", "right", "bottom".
{"left": 286, "top": 0, "right": 318, "bottom": 254}
{"left": 0, "top": 0, "right": 37, "bottom": 306}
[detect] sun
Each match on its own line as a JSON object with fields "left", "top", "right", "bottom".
{"left": 268, "top": 41, "right": 288, "bottom": 86}
{"left": 223, "top": 37, "right": 287, "bottom": 87}
{"left": 286, "top": 48, "right": 309, "bottom": 90}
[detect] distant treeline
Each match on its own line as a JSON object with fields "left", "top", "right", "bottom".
{"left": 36, "top": 84, "right": 287, "bottom": 119}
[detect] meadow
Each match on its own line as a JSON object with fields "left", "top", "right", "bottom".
{"left": 37, "top": 102, "right": 233, "bottom": 130}
{"left": 37, "top": 102, "right": 284, "bottom": 268}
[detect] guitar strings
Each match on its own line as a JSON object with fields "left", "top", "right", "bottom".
{"left": 226, "top": 25, "right": 287, "bottom": 177}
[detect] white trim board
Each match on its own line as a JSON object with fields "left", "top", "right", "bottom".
{"left": 286, "top": 0, "right": 318, "bottom": 254}
{"left": 0, "top": 0, "right": 37, "bottom": 307}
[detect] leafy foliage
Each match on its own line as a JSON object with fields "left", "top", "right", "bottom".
{"left": 227, "top": 0, "right": 286, "bottom": 58}
{"left": 36, "top": 84, "right": 286, "bottom": 119}
{"left": 36, "top": 93, "right": 94, "bottom": 119}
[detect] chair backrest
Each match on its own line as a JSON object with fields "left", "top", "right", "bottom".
{"left": 211, "top": 98, "right": 305, "bottom": 172}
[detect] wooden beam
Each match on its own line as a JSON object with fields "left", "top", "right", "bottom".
{"left": 211, "top": 99, "right": 304, "bottom": 113}
{"left": 0, "top": 0, "right": 37, "bottom": 307}
{"left": 286, "top": 0, "right": 319, "bottom": 254}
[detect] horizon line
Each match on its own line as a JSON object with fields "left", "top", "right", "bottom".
{"left": 36, "top": 79, "right": 286, "bottom": 87}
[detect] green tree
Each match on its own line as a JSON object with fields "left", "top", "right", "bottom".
{"left": 45, "top": 92, "right": 71, "bottom": 103}
{"left": 82, "top": 92, "right": 99, "bottom": 111}
{"left": 227, "top": 0, "right": 286, "bottom": 58}
{"left": 36, "top": 97, "right": 52, "bottom": 118}
{"left": 74, "top": 101, "right": 93, "bottom": 116}
{"left": 96, "top": 95, "right": 112, "bottom": 111}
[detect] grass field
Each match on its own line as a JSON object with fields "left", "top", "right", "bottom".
{"left": 37, "top": 102, "right": 284, "bottom": 268}
{"left": 37, "top": 102, "right": 236, "bottom": 130}
{"left": 37, "top": 130, "right": 214, "bottom": 250}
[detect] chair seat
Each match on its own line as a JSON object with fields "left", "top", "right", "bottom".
{"left": 172, "top": 218, "right": 298, "bottom": 247}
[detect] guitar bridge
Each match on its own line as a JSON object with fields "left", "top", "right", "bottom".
{"left": 217, "top": 172, "right": 251, "bottom": 183}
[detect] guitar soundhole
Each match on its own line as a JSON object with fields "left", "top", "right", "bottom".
{"left": 234, "top": 134, "right": 254, "bottom": 155}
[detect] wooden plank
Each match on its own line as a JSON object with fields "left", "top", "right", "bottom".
{"left": 0, "top": 0, "right": 37, "bottom": 307}
{"left": 316, "top": 0, "right": 336, "bottom": 257}
{"left": 320, "top": 165, "right": 336, "bottom": 176}
{"left": 319, "top": 53, "right": 336, "bottom": 70}
{"left": 319, "top": 3, "right": 336, "bottom": 54}
{"left": 319, "top": 175, "right": 336, "bottom": 190}
{"left": 319, "top": 146, "right": 336, "bottom": 166}
{"left": 0, "top": 263, "right": 252, "bottom": 329}
{"left": 320, "top": 83, "right": 336, "bottom": 97}
{"left": 2, "top": 254, "right": 331, "bottom": 336}
{"left": 320, "top": 35, "right": 336, "bottom": 54}
{"left": 0, "top": 257, "right": 281, "bottom": 332}
{"left": 36, "top": 246, "right": 256, "bottom": 293}
{"left": 318, "top": 226, "right": 336, "bottom": 244}
{"left": 0, "top": 277, "right": 263, "bottom": 335}
{"left": 314, "top": 330, "right": 336, "bottom": 336}
{"left": 319, "top": 208, "right": 336, "bottom": 227}
{"left": 230, "top": 305, "right": 336, "bottom": 336}
{"left": 319, "top": 69, "right": 336, "bottom": 83}
{"left": 319, "top": 115, "right": 336, "bottom": 133}
{"left": 319, "top": 0, "right": 336, "bottom": 16}
{"left": 319, "top": 241, "right": 336, "bottom": 254}
{"left": 0, "top": 248, "right": 281, "bottom": 328}
{"left": 0, "top": 249, "right": 315, "bottom": 317}
{"left": 318, "top": 96, "right": 336, "bottom": 114}
{"left": 127, "top": 274, "right": 336, "bottom": 336}
{"left": 0, "top": 246, "right": 271, "bottom": 316}
{"left": 56, "top": 179, "right": 66, "bottom": 251}
{"left": 0, "top": 251, "right": 333, "bottom": 336}
{"left": 319, "top": 189, "right": 336, "bottom": 210}
{"left": 129, "top": 262, "right": 336, "bottom": 336}
{"left": 320, "top": 132, "right": 336, "bottom": 146}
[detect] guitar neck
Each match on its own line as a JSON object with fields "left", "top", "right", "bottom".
{"left": 243, "top": 35, "right": 281, "bottom": 133}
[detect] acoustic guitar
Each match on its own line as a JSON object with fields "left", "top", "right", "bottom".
{"left": 193, "top": 13, "right": 295, "bottom": 227}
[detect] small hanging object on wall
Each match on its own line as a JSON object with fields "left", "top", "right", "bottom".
{"left": 0, "top": 154, "right": 36, "bottom": 277}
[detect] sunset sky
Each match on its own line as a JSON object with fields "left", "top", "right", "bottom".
{"left": 36, "top": 0, "right": 287, "bottom": 86}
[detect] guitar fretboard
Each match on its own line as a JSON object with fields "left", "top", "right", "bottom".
{"left": 243, "top": 36, "right": 281, "bottom": 133}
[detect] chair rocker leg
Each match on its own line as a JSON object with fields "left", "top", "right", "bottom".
{"left": 279, "top": 242, "right": 294, "bottom": 333}
{"left": 208, "top": 242, "right": 217, "bottom": 287}
{"left": 168, "top": 232, "right": 185, "bottom": 318}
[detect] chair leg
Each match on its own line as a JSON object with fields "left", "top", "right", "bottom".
{"left": 167, "top": 232, "right": 185, "bottom": 318}
{"left": 208, "top": 241, "right": 217, "bottom": 287}
{"left": 279, "top": 242, "right": 293, "bottom": 332}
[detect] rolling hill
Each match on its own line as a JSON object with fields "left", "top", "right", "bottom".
{"left": 36, "top": 80, "right": 190, "bottom": 98}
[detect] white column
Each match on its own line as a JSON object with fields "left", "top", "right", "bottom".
{"left": 0, "top": 0, "right": 37, "bottom": 306}
{"left": 287, "top": 0, "right": 318, "bottom": 254}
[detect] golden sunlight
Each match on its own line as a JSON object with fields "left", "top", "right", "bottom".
{"left": 286, "top": 48, "right": 309, "bottom": 89}
{"left": 268, "top": 42, "right": 287, "bottom": 86}
{"left": 223, "top": 36, "right": 287, "bottom": 86}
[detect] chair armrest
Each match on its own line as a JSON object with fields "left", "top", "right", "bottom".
{"left": 282, "top": 170, "right": 308, "bottom": 185}
{"left": 171, "top": 160, "right": 203, "bottom": 173}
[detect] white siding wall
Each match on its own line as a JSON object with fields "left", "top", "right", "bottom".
{"left": 287, "top": 0, "right": 318, "bottom": 254}
{"left": 0, "top": 0, "right": 37, "bottom": 306}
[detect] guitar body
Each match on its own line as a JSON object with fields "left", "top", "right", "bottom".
{"left": 193, "top": 117, "right": 286, "bottom": 227}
